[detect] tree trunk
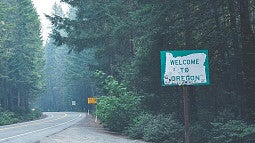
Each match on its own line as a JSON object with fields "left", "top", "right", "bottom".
{"left": 239, "top": 0, "right": 255, "bottom": 120}
{"left": 227, "top": 0, "right": 245, "bottom": 118}
{"left": 211, "top": 0, "right": 223, "bottom": 116}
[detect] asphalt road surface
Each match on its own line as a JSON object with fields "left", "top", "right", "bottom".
{"left": 0, "top": 112, "right": 84, "bottom": 143}
{"left": 40, "top": 113, "right": 147, "bottom": 143}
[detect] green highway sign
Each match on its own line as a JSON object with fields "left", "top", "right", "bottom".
{"left": 161, "top": 50, "right": 210, "bottom": 86}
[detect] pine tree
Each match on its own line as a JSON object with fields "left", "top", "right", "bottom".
{"left": 1, "top": 0, "right": 44, "bottom": 111}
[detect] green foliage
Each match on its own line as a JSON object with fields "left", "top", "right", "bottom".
{"left": 40, "top": 3, "right": 97, "bottom": 112}
{"left": 190, "top": 122, "right": 211, "bottom": 143}
{"left": 143, "top": 114, "right": 184, "bottom": 143}
{"left": 0, "top": 0, "right": 44, "bottom": 112}
{"left": 126, "top": 113, "right": 153, "bottom": 139}
{"left": 127, "top": 113, "right": 184, "bottom": 143}
{"left": 95, "top": 71, "right": 140, "bottom": 132}
{"left": 48, "top": 0, "right": 255, "bottom": 142}
{"left": 15, "top": 108, "right": 42, "bottom": 121}
{"left": 210, "top": 120, "right": 255, "bottom": 143}
{"left": 103, "top": 76, "right": 128, "bottom": 97}
{"left": 0, "top": 111, "right": 19, "bottom": 126}
{"left": 94, "top": 70, "right": 132, "bottom": 97}
{"left": 97, "top": 94, "right": 140, "bottom": 132}
{"left": 25, "top": 109, "right": 42, "bottom": 120}
{"left": 0, "top": 108, "right": 42, "bottom": 126}
{"left": 41, "top": 39, "right": 95, "bottom": 111}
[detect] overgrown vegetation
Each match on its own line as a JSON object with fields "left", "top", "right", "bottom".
{"left": 0, "top": 0, "right": 44, "bottom": 115}
{"left": 46, "top": 0, "right": 255, "bottom": 142}
{"left": 0, "top": 108, "right": 42, "bottom": 126}
{"left": 95, "top": 71, "right": 141, "bottom": 132}
{"left": 210, "top": 120, "right": 255, "bottom": 143}
{"left": 97, "top": 95, "right": 140, "bottom": 132}
{"left": 127, "top": 114, "right": 184, "bottom": 143}
{"left": 0, "top": 111, "right": 19, "bottom": 126}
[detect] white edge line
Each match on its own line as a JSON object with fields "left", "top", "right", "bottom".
{"left": 0, "top": 113, "right": 82, "bottom": 142}
{"left": 0, "top": 114, "right": 54, "bottom": 129}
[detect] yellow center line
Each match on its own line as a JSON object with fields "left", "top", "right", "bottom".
{"left": 0, "top": 113, "right": 68, "bottom": 131}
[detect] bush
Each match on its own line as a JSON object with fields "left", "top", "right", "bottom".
{"left": 0, "top": 111, "right": 19, "bottom": 126}
{"left": 23, "top": 109, "right": 42, "bottom": 121}
{"left": 0, "top": 109, "right": 42, "bottom": 126}
{"left": 209, "top": 120, "right": 255, "bottom": 143}
{"left": 97, "top": 94, "right": 141, "bottom": 132}
{"left": 14, "top": 108, "right": 42, "bottom": 121}
{"left": 126, "top": 113, "right": 154, "bottom": 139}
{"left": 95, "top": 72, "right": 141, "bottom": 132}
{"left": 190, "top": 122, "right": 211, "bottom": 143}
{"left": 127, "top": 113, "right": 184, "bottom": 143}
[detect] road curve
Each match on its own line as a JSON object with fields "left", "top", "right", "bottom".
{"left": 0, "top": 112, "right": 85, "bottom": 143}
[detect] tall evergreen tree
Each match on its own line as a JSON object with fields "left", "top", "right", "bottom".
{"left": 48, "top": 2, "right": 255, "bottom": 141}
{"left": 0, "top": 0, "right": 44, "bottom": 111}
{"left": 42, "top": 2, "right": 96, "bottom": 112}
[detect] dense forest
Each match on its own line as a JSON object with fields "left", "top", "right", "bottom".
{"left": 0, "top": 0, "right": 44, "bottom": 121}
{"left": 41, "top": 3, "right": 96, "bottom": 112}
{"left": 1, "top": 0, "right": 255, "bottom": 142}
{"left": 47, "top": 0, "right": 255, "bottom": 142}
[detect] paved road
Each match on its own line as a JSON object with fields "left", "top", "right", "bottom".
{"left": 40, "top": 113, "right": 146, "bottom": 143}
{"left": 0, "top": 112, "right": 84, "bottom": 143}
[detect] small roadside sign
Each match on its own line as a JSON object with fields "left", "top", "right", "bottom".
{"left": 72, "top": 101, "right": 76, "bottom": 106}
{"left": 88, "top": 97, "right": 97, "bottom": 104}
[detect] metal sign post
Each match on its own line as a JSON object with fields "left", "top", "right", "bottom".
{"left": 88, "top": 97, "right": 97, "bottom": 122}
{"left": 71, "top": 101, "right": 76, "bottom": 111}
{"left": 160, "top": 50, "right": 210, "bottom": 143}
{"left": 183, "top": 86, "right": 189, "bottom": 143}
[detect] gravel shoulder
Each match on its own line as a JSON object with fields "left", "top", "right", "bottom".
{"left": 39, "top": 114, "right": 147, "bottom": 143}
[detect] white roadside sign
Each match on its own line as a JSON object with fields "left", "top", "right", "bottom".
{"left": 161, "top": 50, "right": 210, "bottom": 86}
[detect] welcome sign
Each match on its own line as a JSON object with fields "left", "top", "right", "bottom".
{"left": 161, "top": 50, "right": 210, "bottom": 86}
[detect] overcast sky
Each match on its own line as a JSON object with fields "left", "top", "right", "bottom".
{"left": 32, "top": 0, "right": 69, "bottom": 44}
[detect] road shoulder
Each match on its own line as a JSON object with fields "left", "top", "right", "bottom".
{"left": 40, "top": 114, "right": 146, "bottom": 143}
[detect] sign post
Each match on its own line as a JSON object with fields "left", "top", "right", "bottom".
{"left": 183, "top": 86, "right": 189, "bottom": 143}
{"left": 88, "top": 97, "right": 97, "bottom": 122}
{"left": 160, "top": 50, "right": 209, "bottom": 143}
{"left": 71, "top": 101, "right": 76, "bottom": 111}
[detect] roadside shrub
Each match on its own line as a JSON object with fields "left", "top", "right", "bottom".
{"left": 0, "top": 111, "right": 19, "bottom": 126}
{"left": 143, "top": 114, "right": 184, "bottom": 143}
{"left": 15, "top": 108, "right": 42, "bottom": 121}
{"left": 23, "top": 109, "right": 42, "bottom": 121}
{"left": 190, "top": 122, "right": 211, "bottom": 143}
{"left": 208, "top": 110, "right": 255, "bottom": 143}
{"left": 95, "top": 71, "right": 141, "bottom": 132}
{"left": 0, "top": 109, "right": 42, "bottom": 126}
{"left": 209, "top": 120, "right": 255, "bottom": 143}
{"left": 126, "top": 113, "right": 154, "bottom": 139}
{"left": 97, "top": 94, "right": 141, "bottom": 132}
{"left": 127, "top": 113, "right": 184, "bottom": 143}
